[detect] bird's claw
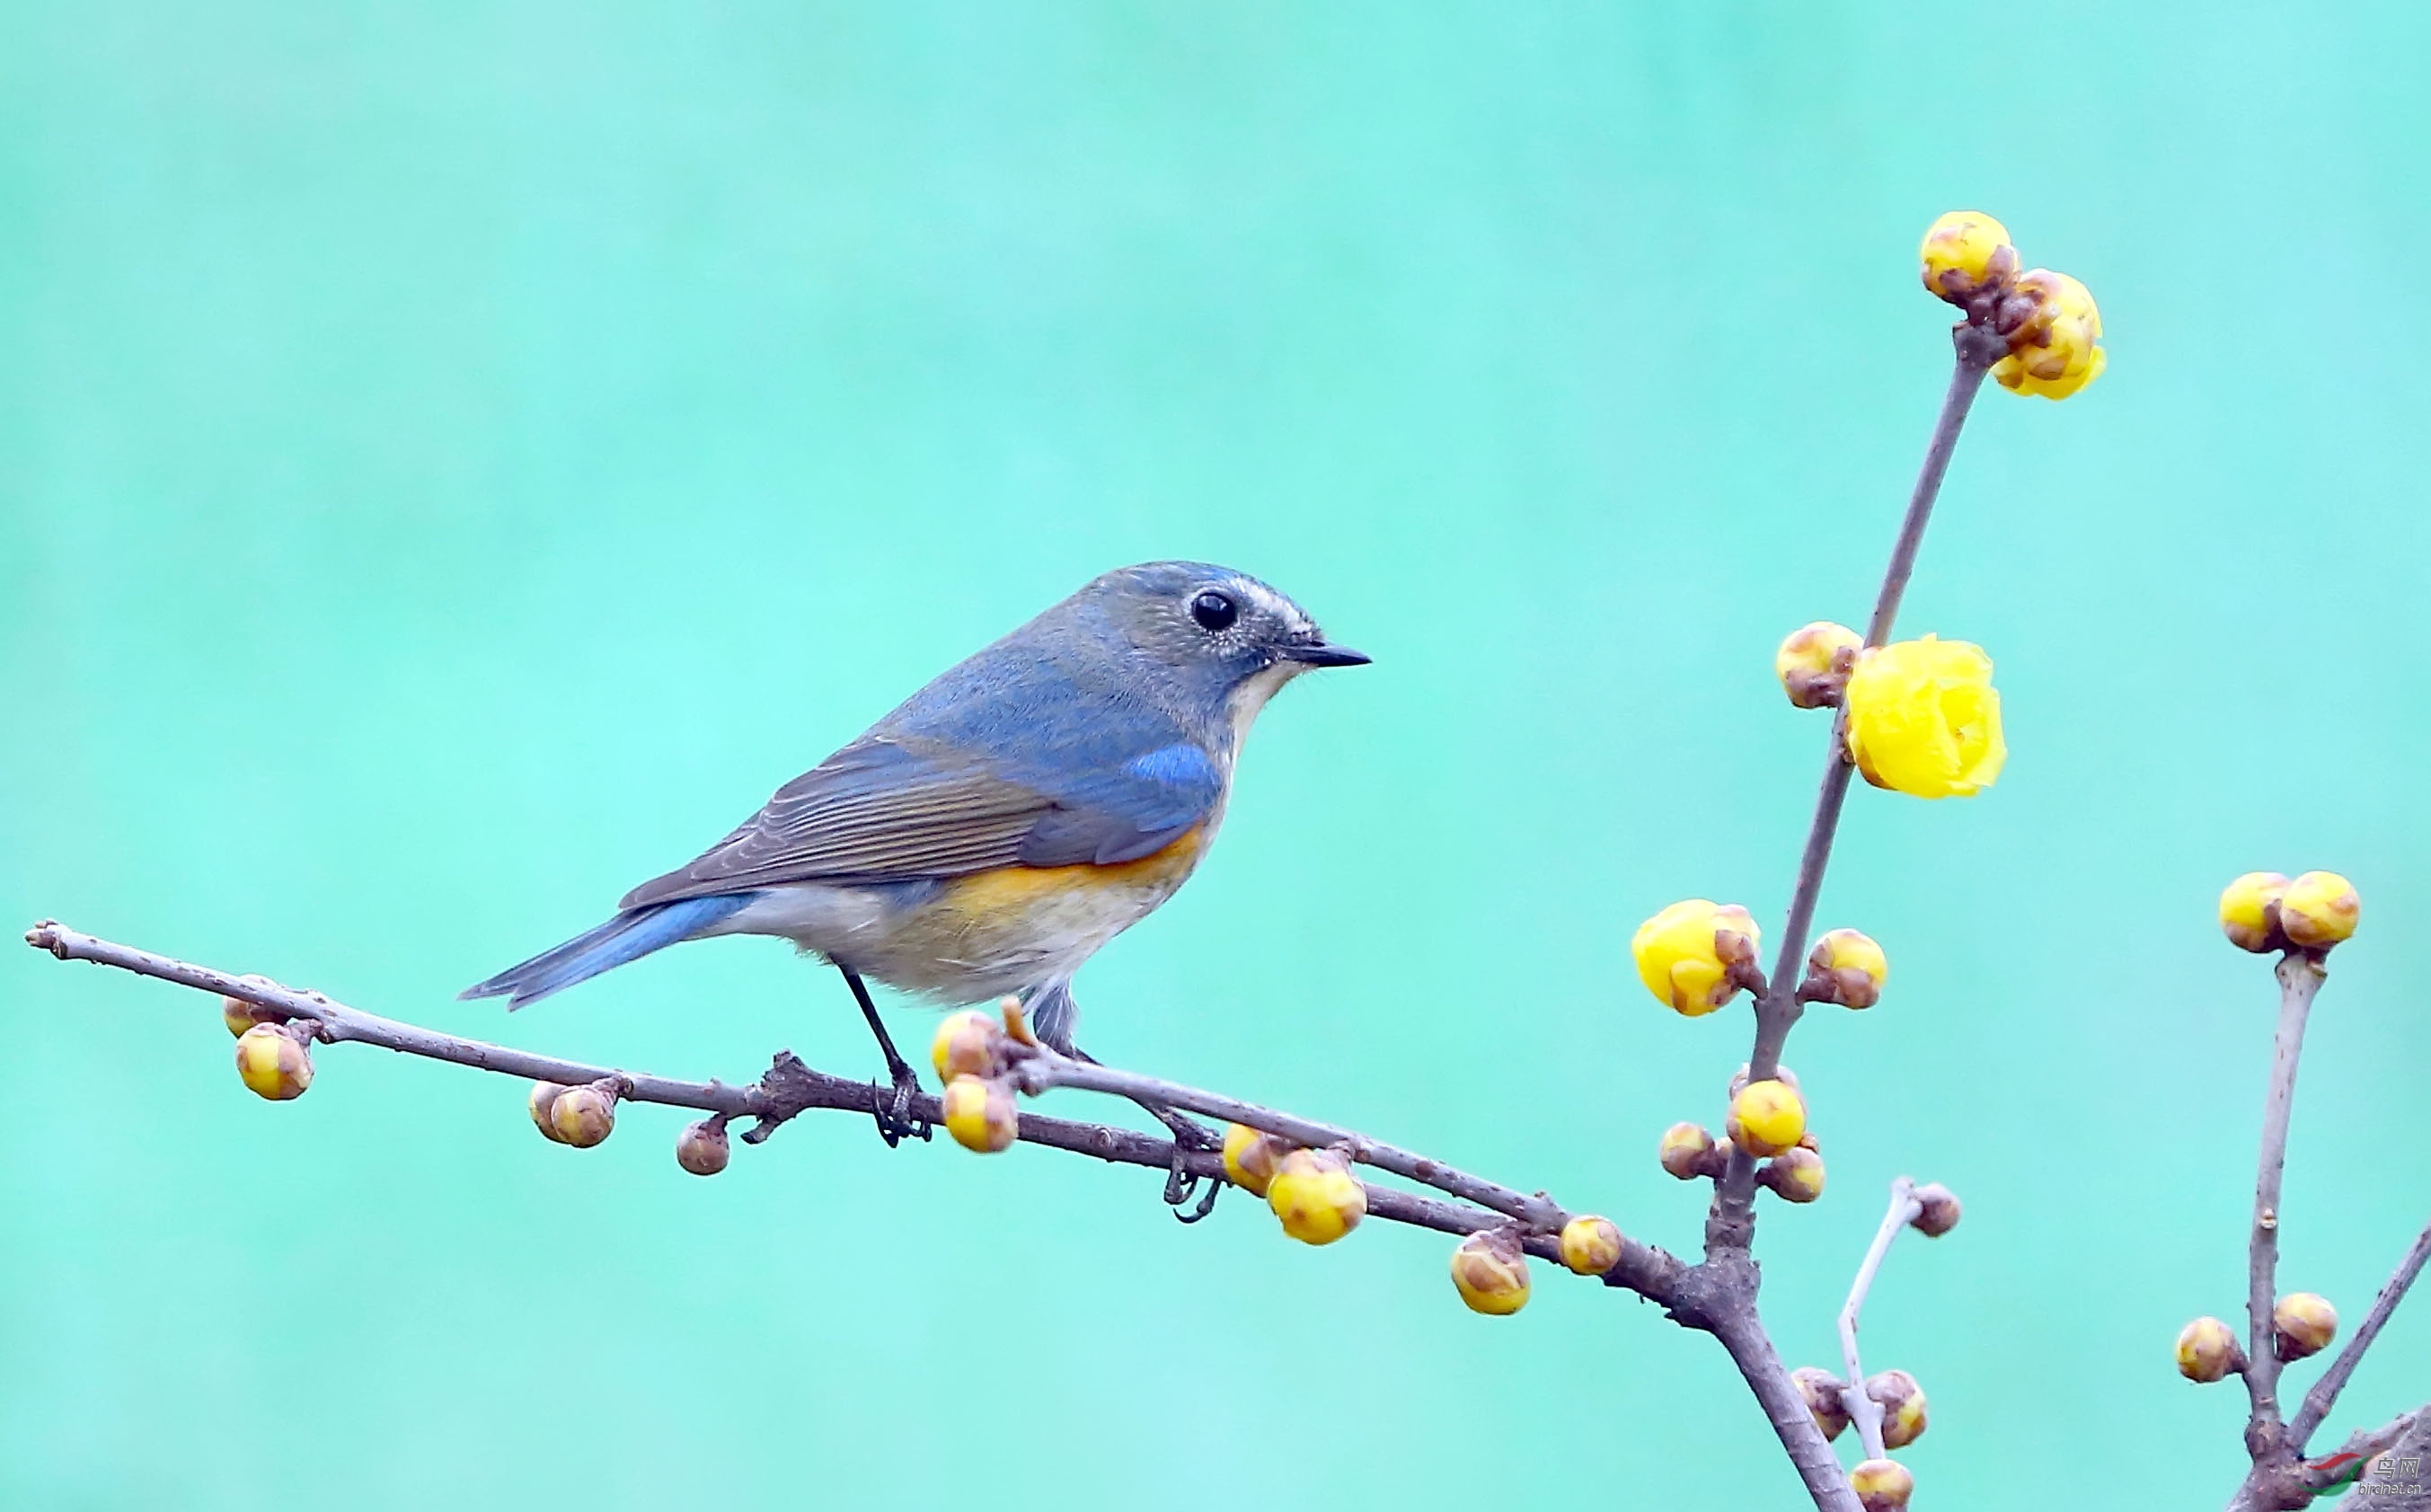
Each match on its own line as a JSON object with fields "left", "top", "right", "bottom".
{"left": 1154, "top": 1108, "right": 1223, "bottom": 1223}
{"left": 869, "top": 1070, "right": 932, "bottom": 1147}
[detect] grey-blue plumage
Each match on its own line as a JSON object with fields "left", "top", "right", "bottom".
{"left": 461, "top": 561, "right": 1366, "bottom": 1061}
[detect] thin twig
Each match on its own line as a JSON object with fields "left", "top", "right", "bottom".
{"left": 1837, "top": 1177, "right": 1923, "bottom": 1459}
{"left": 22, "top": 919, "right": 1686, "bottom": 1294}
{"left": 2288, "top": 1215, "right": 2431, "bottom": 1447}
{"left": 1708, "top": 328, "right": 2002, "bottom": 1252}
{"left": 2244, "top": 951, "right": 2326, "bottom": 1458}
{"left": 1013, "top": 1048, "right": 1567, "bottom": 1231}
{"left": 2227, "top": 1404, "right": 2430, "bottom": 1512}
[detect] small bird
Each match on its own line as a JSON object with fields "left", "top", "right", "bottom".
{"left": 463, "top": 561, "right": 1366, "bottom": 1148}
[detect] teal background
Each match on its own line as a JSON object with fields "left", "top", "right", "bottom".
{"left": 4, "top": 4, "right": 2427, "bottom": 1508}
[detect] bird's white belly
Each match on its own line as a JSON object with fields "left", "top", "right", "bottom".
{"left": 711, "top": 827, "right": 1208, "bottom": 1004}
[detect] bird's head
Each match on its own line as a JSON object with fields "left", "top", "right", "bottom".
{"left": 1084, "top": 561, "right": 1368, "bottom": 738}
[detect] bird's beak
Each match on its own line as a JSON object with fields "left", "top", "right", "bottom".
{"left": 1277, "top": 641, "right": 1372, "bottom": 668}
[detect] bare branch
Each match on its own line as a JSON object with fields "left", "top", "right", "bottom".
{"left": 1707, "top": 1291, "right": 1866, "bottom": 1512}
{"left": 1013, "top": 1048, "right": 1566, "bottom": 1231}
{"left": 1708, "top": 326, "right": 2004, "bottom": 1253}
{"left": 2244, "top": 951, "right": 2327, "bottom": 1458}
{"left": 23, "top": 919, "right": 1689, "bottom": 1295}
{"left": 2288, "top": 1215, "right": 2431, "bottom": 1447}
{"left": 1837, "top": 1177, "right": 1923, "bottom": 1458}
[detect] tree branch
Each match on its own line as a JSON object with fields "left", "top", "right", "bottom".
{"left": 22, "top": 919, "right": 1689, "bottom": 1288}
{"left": 2245, "top": 951, "right": 2326, "bottom": 1459}
{"left": 1837, "top": 1177, "right": 1923, "bottom": 1458}
{"left": 2288, "top": 1215, "right": 2431, "bottom": 1447}
{"left": 1708, "top": 324, "right": 2003, "bottom": 1253}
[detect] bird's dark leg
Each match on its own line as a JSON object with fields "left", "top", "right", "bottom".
{"left": 1070, "top": 1044, "right": 1222, "bottom": 1223}
{"left": 838, "top": 966, "right": 930, "bottom": 1146}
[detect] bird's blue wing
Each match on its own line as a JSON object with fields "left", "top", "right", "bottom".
{"left": 617, "top": 727, "right": 1222, "bottom": 907}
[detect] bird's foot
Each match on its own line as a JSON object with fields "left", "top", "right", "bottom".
{"left": 869, "top": 1065, "right": 933, "bottom": 1148}
{"left": 1151, "top": 1105, "right": 1223, "bottom": 1223}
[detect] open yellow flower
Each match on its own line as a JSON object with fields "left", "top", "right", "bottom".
{"left": 1993, "top": 270, "right": 2105, "bottom": 401}
{"left": 1843, "top": 636, "right": 2006, "bottom": 799}
{"left": 1630, "top": 900, "right": 1760, "bottom": 1016}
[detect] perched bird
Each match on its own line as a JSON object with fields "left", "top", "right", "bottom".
{"left": 463, "top": 561, "right": 1366, "bottom": 1147}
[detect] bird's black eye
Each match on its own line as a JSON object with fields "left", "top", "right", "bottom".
{"left": 1189, "top": 589, "right": 1238, "bottom": 632}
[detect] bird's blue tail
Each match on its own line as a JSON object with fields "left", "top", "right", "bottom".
{"left": 459, "top": 895, "right": 751, "bottom": 1009}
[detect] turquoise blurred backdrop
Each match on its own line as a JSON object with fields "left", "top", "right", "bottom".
{"left": 5, "top": 4, "right": 2427, "bottom": 1508}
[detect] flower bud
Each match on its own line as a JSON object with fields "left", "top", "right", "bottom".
{"left": 528, "top": 1082, "right": 572, "bottom": 1143}
{"left": 1631, "top": 900, "right": 1762, "bottom": 1016}
{"left": 1849, "top": 1457, "right": 1914, "bottom": 1512}
{"left": 2176, "top": 1315, "right": 2244, "bottom": 1383}
{"left": 1223, "top": 1122, "right": 1294, "bottom": 1198}
{"left": 942, "top": 1074, "right": 1018, "bottom": 1154}
{"left": 1777, "top": 622, "right": 1863, "bottom": 709}
{"left": 2278, "top": 871, "right": 2359, "bottom": 950}
{"left": 2274, "top": 1292, "right": 2338, "bottom": 1360}
{"left": 1727, "top": 1079, "right": 1806, "bottom": 1159}
{"left": 1448, "top": 1228, "right": 1531, "bottom": 1315}
{"left": 1843, "top": 636, "right": 2005, "bottom": 799}
{"left": 550, "top": 1084, "right": 619, "bottom": 1147}
{"left": 1867, "top": 1368, "right": 1928, "bottom": 1449}
{"left": 1805, "top": 928, "right": 1888, "bottom": 1009}
{"left": 2218, "top": 871, "right": 2290, "bottom": 953}
{"left": 1759, "top": 1146, "right": 1826, "bottom": 1204}
{"left": 1920, "top": 209, "right": 2017, "bottom": 303}
{"left": 1558, "top": 1215, "right": 1624, "bottom": 1276}
{"left": 1791, "top": 1366, "right": 1849, "bottom": 1440}
{"left": 1993, "top": 269, "right": 2105, "bottom": 401}
{"left": 222, "top": 979, "right": 281, "bottom": 1037}
{"left": 234, "top": 1022, "right": 313, "bottom": 1101}
{"left": 930, "top": 1009, "right": 1006, "bottom": 1083}
{"left": 1658, "top": 1121, "right": 1727, "bottom": 1180}
{"left": 1267, "top": 1148, "right": 1366, "bottom": 1245}
{"left": 1908, "top": 1182, "right": 1961, "bottom": 1237}
{"left": 676, "top": 1118, "right": 731, "bottom": 1176}
{"left": 1727, "top": 1062, "right": 1799, "bottom": 1101}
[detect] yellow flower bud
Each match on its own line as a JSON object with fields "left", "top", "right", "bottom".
{"left": 2278, "top": 871, "right": 2359, "bottom": 949}
{"left": 528, "top": 1082, "right": 571, "bottom": 1143}
{"left": 1993, "top": 269, "right": 2105, "bottom": 401}
{"left": 550, "top": 1084, "right": 619, "bottom": 1147}
{"left": 930, "top": 1009, "right": 1005, "bottom": 1083}
{"left": 1849, "top": 1457, "right": 1914, "bottom": 1512}
{"left": 2176, "top": 1316, "right": 2243, "bottom": 1383}
{"left": 1920, "top": 210, "right": 2017, "bottom": 303}
{"left": 2218, "top": 871, "right": 2291, "bottom": 953}
{"left": 1727, "top": 1079, "right": 1806, "bottom": 1159}
{"left": 1266, "top": 1148, "right": 1366, "bottom": 1245}
{"left": 1843, "top": 635, "right": 2006, "bottom": 799}
{"left": 1658, "top": 1121, "right": 1725, "bottom": 1180}
{"left": 1806, "top": 928, "right": 1888, "bottom": 1009}
{"left": 1631, "top": 900, "right": 1761, "bottom": 1016}
{"left": 220, "top": 976, "right": 282, "bottom": 1037}
{"left": 1448, "top": 1228, "right": 1532, "bottom": 1315}
{"left": 1777, "top": 621, "right": 1863, "bottom": 710}
{"left": 1790, "top": 1366, "right": 1850, "bottom": 1440}
{"left": 2274, "top": 1292, "right": 2338, "bottom": 1360}
{"left": 1867, "top": 1368, "right": 1928, "bottom": 1449}
{"left": 1908, "top": 1182, "right": 1962, "bottom": 1238}
{"left": 234, "top": 1022, "right": 313, "bottom": 1101}
{"left": 1558, "top": 1215, "right": 1624, "bottom": 1276}
{"left": 1222, "top": 1122, "right": 1294, "bottom": 1197}
{"left": 942, "top": 1074, "right": 1018, "bottom": 1154}
{"left": 1759, "top": 1145, "right": 1826, "bottom": 1204}
{"left": 1727, "top": 1062, "right": 1799, "bottom": 1101}
{"left": 676, "top": 1118, "right": 731, "bottom": 1176}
